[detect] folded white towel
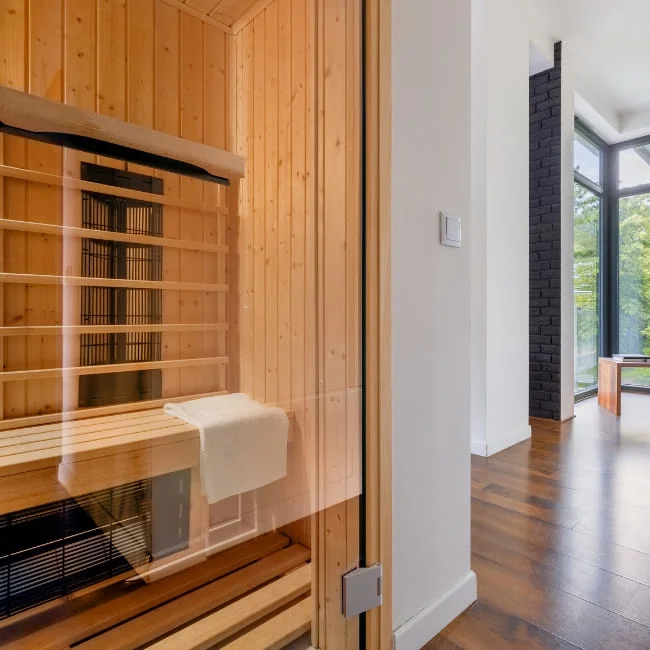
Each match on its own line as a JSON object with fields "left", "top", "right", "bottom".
{"left": 164, "top": 394, "right": 289, "bottom": 504}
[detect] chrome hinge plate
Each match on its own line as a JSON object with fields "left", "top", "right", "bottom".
{"left": 342, "top": 563, "right": 383, "bottom": 618}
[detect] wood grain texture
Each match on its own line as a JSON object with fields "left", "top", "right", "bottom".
{"left": 598, "top": 357, "right": 625, "bottom": 415}
{"left": 147, "top": 563, "right": 311, "bottom": 650}
{"left": 364, "top": 1, "right": 392, "bottom": 647}
{"left": 0, "top": 85, "right": 244, "bottom": 180}
{"left": 75, "top": 545, "right": 310, "bottom": 649}
{"left": 0, "top": 532, "right": 291, "bottom": 649}
{"left": 220, "top": 595, "right": 312, "bottom": 650}
{"left": 0, "top": 0, "right": 236, "bottom": 419}
{"left": 428, "top": 395, "right": 650, "bottom": 649}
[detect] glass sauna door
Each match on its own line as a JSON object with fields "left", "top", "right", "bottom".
{"left": 0, "top": 0, "right": 364, "bottom": 648}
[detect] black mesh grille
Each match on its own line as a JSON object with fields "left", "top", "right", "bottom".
{"left": 0, "top": 480, "right": 152, "bottom": 619}
{"left": 79, "top": 164, "right": 163, "bottom": 408}
{"left": 0, "top": 468, "right": 190, "bottom": 620}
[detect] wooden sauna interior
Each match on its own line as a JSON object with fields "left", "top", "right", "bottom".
{"left": 0, "top": 0, "right": 362, "bottom": 648}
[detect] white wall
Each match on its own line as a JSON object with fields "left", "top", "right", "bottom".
{"left": 392, "top": 1, "right": 477, "bottom": 648}
{"left": 471, "top": 0, "right": 531, "bottom": 457}
{"left": 561, "top": 44, "right": 576, "bottom": 421}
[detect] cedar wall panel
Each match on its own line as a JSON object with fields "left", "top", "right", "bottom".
{"left": 229, "top": 0, "right": 362, "bottom": 585}
{"left": 0, "top": 0, "right": 230, "bottom": 419}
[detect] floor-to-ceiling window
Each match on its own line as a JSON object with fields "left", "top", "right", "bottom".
{"left": 572, "top": 125, "right": 650, "bottom": 397}
{"left": 573, "top": 129, "right": 603, "bottom": 395}
{"left": 617, "top": 142, "right": 650, "bottom": 387}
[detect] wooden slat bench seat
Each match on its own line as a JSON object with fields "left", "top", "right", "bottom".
{"left": 147, "top": 564, "right": 311, "bottom": 650}
{"left": 0, "top": 408, "right": 201, "bottom": 515}
{"left": 0, "top": 532, "right": 295, "bottom": 650}
{"left": 0, "top": 404, "right": 295, "bottom": 514}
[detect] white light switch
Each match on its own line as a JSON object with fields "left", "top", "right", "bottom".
{"left": 440, "top": 212, "right": 462, "bottom": 248}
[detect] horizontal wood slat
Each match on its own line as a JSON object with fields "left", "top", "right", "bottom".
{"left": 75, "top": 545, "right": 311, "bottom": 650}
{"left": 0, "top": 323, "right": 228, "bottom": 336}
{"left": 0, "top": 219, "right": 228, "bottom": 253}
{"left": 0, "top": 410, "right": 183, "bottom": 446}
{"left": 0, "top": 425, "right": 198, "bottom": 472}
{"left": 0, "top": 356, "right": 228, "bottom": 382}
{"left": 0, "top": 391, "right": 228, "bottom": 433}
{"left": 220, "top": 595, "right": 312, "bottom": 650}
{"left": 0, "top": 272, "right": 227, "bottom": 292}
{"left": 148, "top": 563, "right": 312, "bottom": 650}
{"left": 0, "top": 164, "right": 229, "bottom": 214}
{"left": 1, "top": 533, "right": 292, "bottom": 650}
{"left": 0, "top": 417, "right": 192, "bottom": 457}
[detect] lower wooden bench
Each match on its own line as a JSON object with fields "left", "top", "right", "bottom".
{"left": 0, "top": 532, "right": 311, "bottom": 650}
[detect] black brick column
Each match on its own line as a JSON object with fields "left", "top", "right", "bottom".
{"left": 529, "top": 42, "right": 562, "bottom": 421}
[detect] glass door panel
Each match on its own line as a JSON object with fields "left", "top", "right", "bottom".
{"left": 0, "top": 0, "right": 364, "bottom": 648}
{"left": 618, "top": 193, "right": 650, "bottom": 387}
{"left": 574, "top": 182, "right": 601, "bottom": 394}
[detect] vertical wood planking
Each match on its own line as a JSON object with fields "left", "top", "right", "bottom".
{"left": 204, "top": 22, "right": 228, "bottom": 392}
{"left": 179, "top": 11, "right": 205, "bottom": 395}
{"left": 0, "top": 0, "right": 27, "bottom": 418}
{"left": 304, "top": 0, "right": 319, "bottom": 643}
{"left": 155, "top": 0, "right": 182, "bottom": 398}
{"left": 290, "top": 0, "right": 306, "bottom": 477}
{"left": 240, "top": 23, "right": 254, "bottom": 396}
{"left": 63, "top": 0, "right": 98, "bottom": 412}
{"left": 27, "top": 0, "right": 64, "bottom": 416}
{"left": 0, "top": 0, "right": 234, "bottom": 416}
{"left": 277, "top": 0, "right": 291, "bottom": 409}
{"left": 252, "top": 10, "right": 265, "bottom": 402}
{"left": 127, "top": 0, "right": 155, "bottom": 128}
{"left": 322, "top": 0, "right": 348, "bottom": 500}
{"left": 322, "top": 0, "right": 354, "bottom": 644}
{"left": 264, "top": 1, "right": 278, "bottom": 405}
{"left": 346, "top": 0, "right": 362, "bottom": 393}
{"left": 97, "top": 0, "right": 126, "bottom": 120}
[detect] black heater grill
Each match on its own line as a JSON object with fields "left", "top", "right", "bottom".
{"left": 0, "top": 469, "right": 191, "bottom": 620}
{"left": 0, "top": 480, "right": 151, "bottom": 619}
{"left": 79, "top": 163, "right": 164, "bottom": 408}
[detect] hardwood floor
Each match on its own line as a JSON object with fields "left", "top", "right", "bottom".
{"left": 427, "top": 393, "right": 650, "bottom": 650}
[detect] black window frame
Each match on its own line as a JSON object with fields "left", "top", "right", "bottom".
{"left": 573, "top": 121, "right": 607, "bottom": 399}
{"left": 573, "top": 119, "right": 650, "bottom": 397}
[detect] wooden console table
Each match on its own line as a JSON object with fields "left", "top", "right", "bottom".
{"left": 598, "top": 357, "right": 650, "bottom": 415}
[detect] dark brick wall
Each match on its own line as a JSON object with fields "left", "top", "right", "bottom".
{"left": 529, "top": 42, "right": 562, "bottom": 421}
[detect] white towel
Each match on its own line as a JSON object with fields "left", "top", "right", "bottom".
{"left": 164, "top": 394, "right": 289, "bottom": 504}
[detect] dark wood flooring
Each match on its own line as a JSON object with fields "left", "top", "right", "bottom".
{"left": 427, "top": 393, "right": 650, "bottom": 650}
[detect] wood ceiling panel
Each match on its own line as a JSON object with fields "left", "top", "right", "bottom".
{"left": 183, "top": 0, "right": 221, "bottom": 15}
{"left": 176, "top": 0, "right": 268, "bottom": 27}
{"left": 178, "top": 0, "right": 262, "bottom": 28}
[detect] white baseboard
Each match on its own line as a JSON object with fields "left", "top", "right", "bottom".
{"left": 470, "top": 438, "right": 487, "bottom": 456}
{"left": 487, "top": 425, "right": 531, "bottom": 456}
{"left": 393, "top": 570, "right": 477, "bottom": 650}
{"left": 471, "top": 425, "right": 531, "bottom": 457}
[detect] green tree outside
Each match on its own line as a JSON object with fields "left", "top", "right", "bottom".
{"left": 574, "top": 184, "right": 650, "bottom": 389}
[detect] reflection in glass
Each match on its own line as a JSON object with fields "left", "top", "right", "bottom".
{"left": 574, "top": 182, "right": 600, "bottom": 394}
{"left": 619, "top": 193, "right": 650, "bottom": 387}
{"left": 574, "top": 131, "right": 601, "bottom": 186}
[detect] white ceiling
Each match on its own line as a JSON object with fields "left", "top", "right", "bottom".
{"left": 533, "top": 0, "right": 650, "bottom": 142}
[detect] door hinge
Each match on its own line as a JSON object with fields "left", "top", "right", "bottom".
{"left": 342, "top": 563, "right": 383, "bottom": 618}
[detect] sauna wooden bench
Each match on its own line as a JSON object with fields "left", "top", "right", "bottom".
{"left": 598, "top": 357, "right": 650, "bottom": 415}
{"left": 0, "top": 409, "right": 201, "bottom": 516}
{"left": 0, "top": 405, "right": 295, "bottom": 516}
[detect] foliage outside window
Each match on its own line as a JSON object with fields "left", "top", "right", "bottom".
{"left": 619, "top": 193, "right": 650, "bottom": 387}
{"left": 574, "top": 182, "right": 600, "bottom": 394}
{"left": 572, "top": 124, "right": 650, "bottom": 395}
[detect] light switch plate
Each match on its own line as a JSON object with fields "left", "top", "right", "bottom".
{"left": 440, "top": 212, "right": 462, "bottom": 248}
